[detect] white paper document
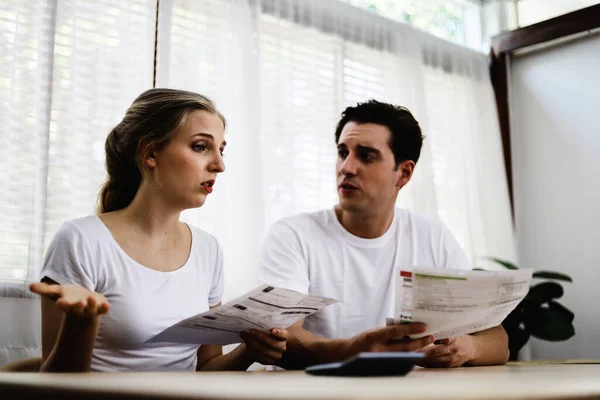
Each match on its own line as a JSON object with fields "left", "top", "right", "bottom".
{"left": 387, "top": 267, "right": 533, "bottom": 340}
{"left": 147, "top": 285, "right": 338, "bottom": 345}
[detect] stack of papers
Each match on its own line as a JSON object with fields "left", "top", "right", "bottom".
{"left": 147, "top": 285, "right": 338, "bottom": 345}
{"left": 387, "top": 267, "right": 533, "bottom": 340}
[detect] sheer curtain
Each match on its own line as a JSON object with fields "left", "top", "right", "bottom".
{"left": 157, "top": 0, "right": 516, "bottom": 301}
{"left": 0, "top": 0, "right": 156, "bottom": 288}
{"left": 1, "top": 0, "right": 55, "bottom": 285}
{"left": 0, "top": 0, "right": 514, "bottom": 297}
{"left": 0, "top": 0, "right": 155, "bottom": 365}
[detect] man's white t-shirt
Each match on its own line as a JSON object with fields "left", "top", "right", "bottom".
{"left": 40, "top": 216, "right": 224, "bottom": 372}
{"left": 257, "top": 207, "right": 470, "bottom": 339}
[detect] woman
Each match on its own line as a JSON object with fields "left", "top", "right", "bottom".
{"left": 30, "top": 88, "right": 288, "bottom": 372}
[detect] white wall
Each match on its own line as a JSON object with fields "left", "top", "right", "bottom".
{"left": 0, "top": 297, "right": 41, "bottom": 366}
{"left": 510, "top": 33, "right": 600, "bottom": 359}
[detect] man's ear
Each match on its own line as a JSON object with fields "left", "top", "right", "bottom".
{"left": 396, "top": 160, "right": 415, "bottom": 188}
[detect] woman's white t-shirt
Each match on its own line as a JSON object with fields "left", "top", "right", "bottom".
{"left": 40, "top": 216, "right": 224, "bottom": 372}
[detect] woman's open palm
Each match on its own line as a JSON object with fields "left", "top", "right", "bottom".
{"left": 30, "top": 282, "right": 110, "bottom": 318}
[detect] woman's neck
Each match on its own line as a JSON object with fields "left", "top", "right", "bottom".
{"left": 112, "top": 187, "right": 183, "bottom": 238}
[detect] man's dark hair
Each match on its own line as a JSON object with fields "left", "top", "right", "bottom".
{"left": 334, "top": 100, "right": 424, "bottom": 165}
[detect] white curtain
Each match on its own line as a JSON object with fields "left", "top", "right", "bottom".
{"left": 0, "top": 0, "right": 515, "bottom": 304}
{"left": 0, "top": 0, "right": 156, "bottom": 365}
{"left": 157, "top": 0, "right": 516, "bottom": 301}
{"left": 0, "top": 0, "right": 156, "bottom": 285}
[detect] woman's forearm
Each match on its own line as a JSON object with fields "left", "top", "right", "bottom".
{"left": 198, "top": 344, "right": 254, "bottom": 371}
{"left": 40, "top": 314, "right": 100, "bottom": 372}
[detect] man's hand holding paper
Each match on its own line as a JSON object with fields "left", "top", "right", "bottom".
{"left": 418, "top": 335, "right": 476, "bottom": 368}
{"left": 382, "top": 267, "right": 532, "bottom": 367}
{"left": 239, "top": 328, "right": 289, "bottom": 365}
{"left": 392, "top": 267, "right": 533, "bottom": 341}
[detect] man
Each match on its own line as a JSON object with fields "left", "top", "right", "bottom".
{"left": 257, "top": 100, "right": 509, "bottom": 369}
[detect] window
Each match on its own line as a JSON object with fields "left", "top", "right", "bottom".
{"left": 517, "top": 0, "right": 599, "bottom": 27}
{"left": 1, "top": 0, "right": 514, "bottom": 293}
{"left": 338, "top": 0, "right": 482, "bottom": 49}
{"left": 258, "top": 13, "right": 340, "bottom": 224}
{"left": 0, "top": 0, "right": 155, "bottom": 282}
{"left": 0, "top": 0, "right": 54, "bottom": 281}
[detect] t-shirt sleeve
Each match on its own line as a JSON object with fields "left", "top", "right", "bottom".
{"left": 256, "top": 220, "right": 309, "bottom": 294}
{"left": 39, "top": 221, "right": 96, "bottom": 290}
{"left": 439, "top": 224, "right": 472, "bottom": 270}
{"left": 208, "top": 237, "right": 225, "bottom": 307}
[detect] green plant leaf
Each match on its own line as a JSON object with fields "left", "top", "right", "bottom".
{"left": 506, "top": 326, "right": 531, "bottom": 360}
{"left": 519, "top": 298, "right": 539, "bottom": 312}
{"left": 532, "top": 271, "right": 573, "bottom": 282}
{"left": 502, "top": 309, "right": 531, "bottom": 360}
{"left": 525, "top": 302, "right": 576, "bottom": 341}
{"left": 472, "top": 268, "right": 486, "bottom": 271}
{"left": 486, "top": 257, "right": 519, "bottom": 270}
{"left": 547, "top": 300, "right": 574, "bottom": 323}
{"left": 526, "top": 282, "right": 564, "bottom": 304}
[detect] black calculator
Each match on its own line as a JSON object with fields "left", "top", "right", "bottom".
{"left": 305, "top": 352, "right": 424, "bottom": 377}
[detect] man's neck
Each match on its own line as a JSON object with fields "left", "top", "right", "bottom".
{"left": 334, "top": 205, "right": 395, "bottom": 239}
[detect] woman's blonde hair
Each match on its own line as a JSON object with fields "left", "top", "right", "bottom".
{"left": 98, "top": 88, "right": 225, "bottom": 214}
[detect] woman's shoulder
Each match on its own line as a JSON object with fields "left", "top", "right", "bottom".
{"left": 186, "top": 224, "right": 218, "bottom": 245}
{"left": 42, "top": 216, "right": 111, "bottom": 288}
{"left": 52, "top": 215, "right": 111, "bottom": 247}
{"left": 64, "top": 215, "right": 104, "bottom": 229}
{"left": 186, "top": 224, "right": 222, "bottom": 264}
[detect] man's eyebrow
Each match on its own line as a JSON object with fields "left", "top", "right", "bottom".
{"left": 356, "top": 145, "right": 381, "bottom": 155}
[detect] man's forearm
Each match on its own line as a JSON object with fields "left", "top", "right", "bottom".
{"left": 467, "top": 325, "right": 509, "bottom": 366}
{"left": 279, "top": 322, "right": 434, "bottom": 370}
{"left": 278, "top": 328, "right": 352, "bottom": 370}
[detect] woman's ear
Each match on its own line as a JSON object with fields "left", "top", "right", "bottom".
{"left": 142, "top": 143, "right": 158, "bottom": 169}
{"left": 139, "top": 141, "right": 157, "bottom": 169}
{"left": 395, "top": 160, "right": 415, "bottom": 188}
{"left": 145, "top": 153, "right": 157, "bottom": 168}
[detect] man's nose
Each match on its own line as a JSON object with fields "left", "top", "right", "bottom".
{"left": 339, "top": 155, "right": 358, "bottom": 176}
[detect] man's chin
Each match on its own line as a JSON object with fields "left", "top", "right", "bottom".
{"left": 338, "top": 199, "right": 366, "bottom": 214}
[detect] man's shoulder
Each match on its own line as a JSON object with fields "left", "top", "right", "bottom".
{"left": 267, "top": 208, "right": 336, "bottom": 244}
{"left": 272, "top": 208, "right": 333, "bottom": 230}
{"left": 396, "top": 207, "right": 445, "bottom": 226}
{"left": 396, "top": 208, "right": 448, "bottom": 235}
{"left": 396, "top": 208, "right": 470, "bottom": 270}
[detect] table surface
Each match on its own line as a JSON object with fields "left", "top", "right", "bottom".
{"left": 1, "top": 362, "right": 600, "bottom": 400}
